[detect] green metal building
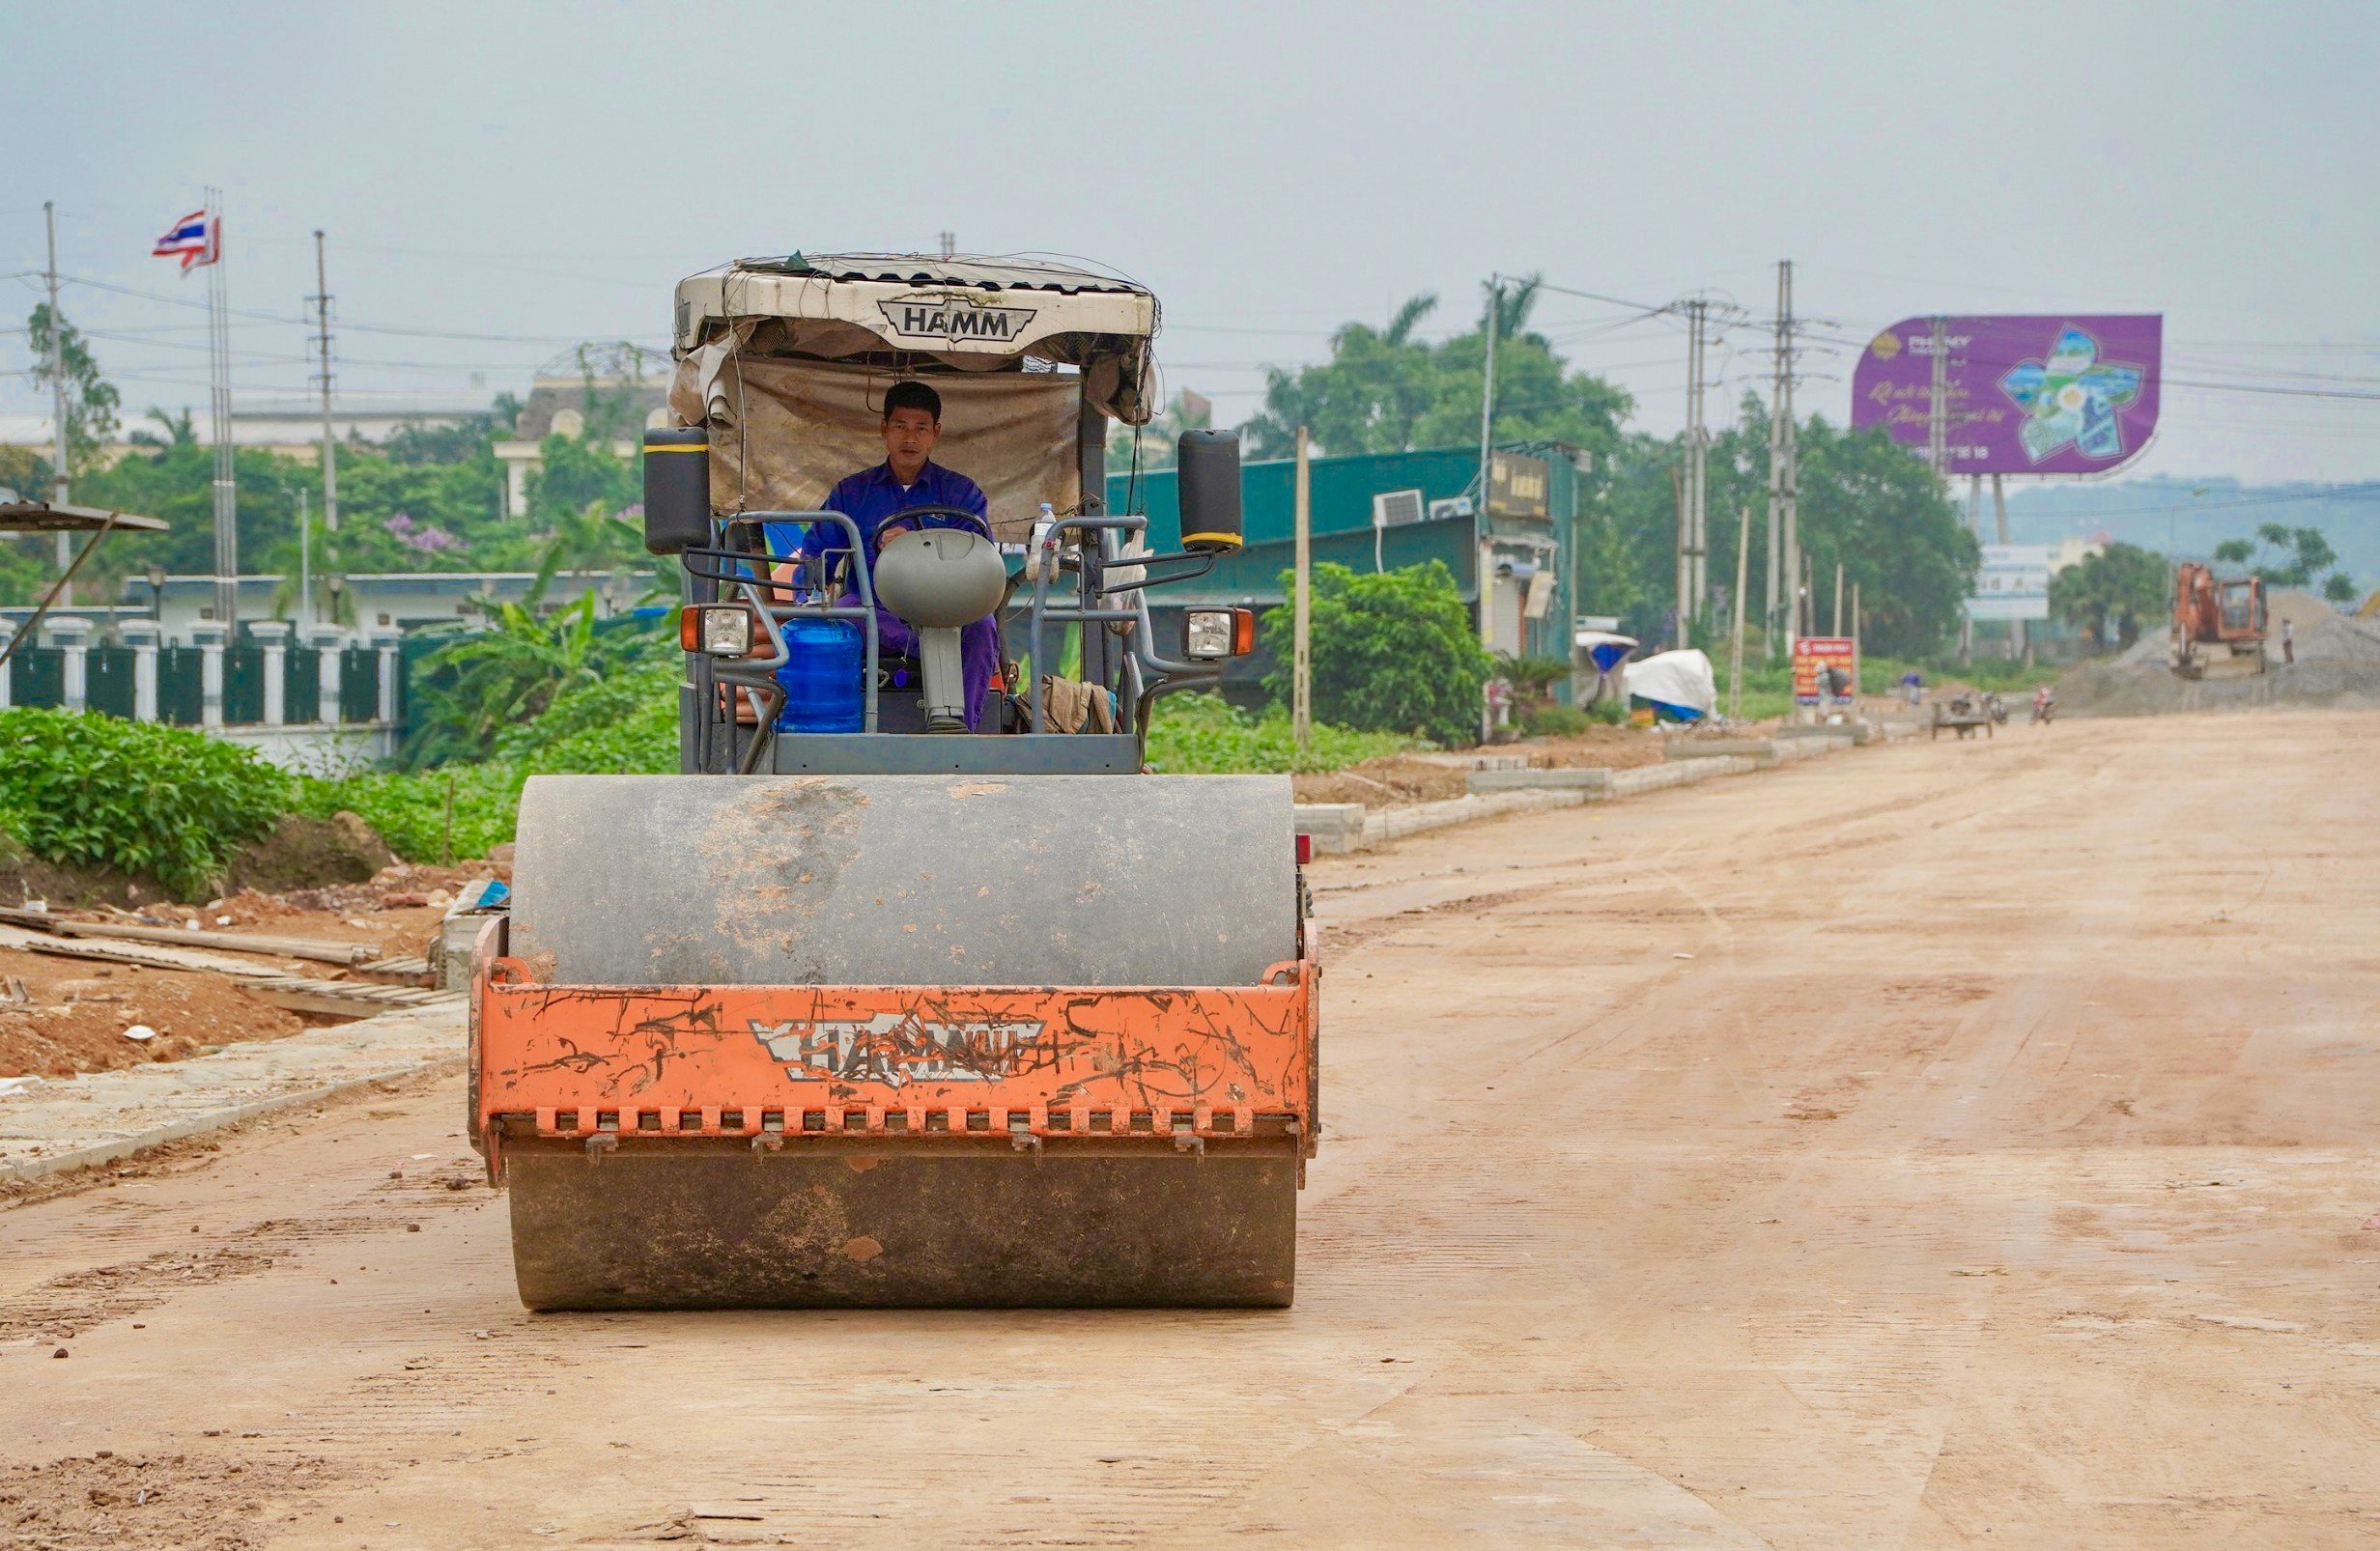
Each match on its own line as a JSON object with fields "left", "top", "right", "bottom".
{"left": 1108, "top": 441, "right": 1585, "bottom": 681}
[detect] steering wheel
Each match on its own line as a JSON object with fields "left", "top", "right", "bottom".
{"left": 862, "top": 504, "right": 997, "bottom": 548}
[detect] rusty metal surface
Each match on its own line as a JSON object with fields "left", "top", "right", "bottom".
{"left": 504, "top": 1143, "right": 1295, "bottom": 1309}
{"left": 474, "top": 959, "right": 1318, "bottom": 1154}
{"left": 508, "top": 773, "right": 1297, "bottom": 990}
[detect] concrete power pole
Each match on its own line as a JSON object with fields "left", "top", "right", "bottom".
{"left": 1683, "top": 299, "right": 1709, "bottom": 631}
{"left": 42, "top": 203, "right": 73, "bottom": 595}
{"left": 308, "top": 231, "right": 339, "bottom": 532}
{"left": 1766, "top": 264, "right": 1786, "bottom": 661}
{"left": 1292, "top": 426, "right": 1313, "bottom": 753}
{"left": 1476, "top": 275, "right": 1501, "bottom": 738}
{"left": 1776, "top": 264, "right": 1799, "bottom": 650}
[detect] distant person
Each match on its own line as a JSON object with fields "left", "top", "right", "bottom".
{"left": 2281, "top": 617, "right": 2294, "bottom": 665}
{"left": 1900, "top": 668, "right": 1923, "bottom": 707}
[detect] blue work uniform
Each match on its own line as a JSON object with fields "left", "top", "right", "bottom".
{"left": 768, "top": 460, "right": 1002, "bottom": 731}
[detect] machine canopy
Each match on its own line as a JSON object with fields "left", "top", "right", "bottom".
{"left": 669, "top": 253, "right": 1162, "bottom": 530}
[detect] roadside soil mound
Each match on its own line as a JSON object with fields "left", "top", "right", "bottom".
{"left": 222, "top": 811, "right": 395, "bottom": 894}
{"left": 1292, "top": 725, "right": 1664, "bottom": 807}
{"left": 2059, "top": 589, "right": 2380, "bottom": 717}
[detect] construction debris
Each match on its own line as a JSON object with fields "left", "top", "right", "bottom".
{"left": 0, "top": 909, "right": 374, "bottom": 965}
{"left": 232, "top": 977, "right": 462, "bottom": 1022}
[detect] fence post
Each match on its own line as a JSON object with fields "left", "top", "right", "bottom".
{"left": 373, "top": 632, "right": 402, "bottom": 725}
{"left": 0, "top": 622, "right": 13, "bottom": 710}
{"left": 47, "top": 617, "right": 92, "bottom": 714}
{"left": 251, "top": 620, "right": 291, "bottom": 726}
{"left": 193, "top": 622, "right": 227, "bottom": 729}
{"left": 120, "top": 618, "right": 160, "bottom": 721}
{"left": 308, "top": 626, "right": 345, "bottom": 725}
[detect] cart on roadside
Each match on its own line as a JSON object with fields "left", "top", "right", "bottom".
{"left": 1931, "top": 694, "right": 1993, "bottom": 741}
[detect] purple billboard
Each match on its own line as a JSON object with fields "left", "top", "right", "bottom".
{"left": 1851, "top": 314, "right": 2163, "bottom": 477}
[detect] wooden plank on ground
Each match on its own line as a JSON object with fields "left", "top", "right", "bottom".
{"left": 46, "top": 919, "right": 374, "bottom": 965}
{"left": 233, "top": 976, "right": 462, "bottom": 1021}
{"left": 0, "top": 926, "right": 298, "bottom": 978}
{"left": 354, "top": 955, "right": 435, "bottom": 986}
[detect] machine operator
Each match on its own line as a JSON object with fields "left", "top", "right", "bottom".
{"left": 771, "top": 381, "right": 1004, "bottom": 730}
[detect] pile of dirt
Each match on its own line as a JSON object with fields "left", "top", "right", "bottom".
{"left": 222, "top": 811, "right": 394, "bottom": 894}
{"left": 2059, "top": 589, "right": 2380, "bottom": 717}
{"left": 0, "top": 954, "right": 310, "bottom": 1079}
{"left": 1290, "top": 724, "right": 1665, "bottom": 808}
{"left": 0, "top": 810, "right": 401, "bottom": 911}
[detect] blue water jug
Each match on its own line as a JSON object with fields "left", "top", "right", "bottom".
{"left": 774, "top": 617, "right": 864, "bottom": 733}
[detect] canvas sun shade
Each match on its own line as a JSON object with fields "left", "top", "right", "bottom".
{"left": 670, "top": 352, "right": 1082, "bottom": 544}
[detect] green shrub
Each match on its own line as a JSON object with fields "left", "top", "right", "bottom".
{"left": 1520, "top": 703, "right": 1591, "bottom": 739}
{"left": 1144, "top": 692, "right": 1421, "bottom": 775}
{"left": 0, "top": 708, "right": 294, "bottom": 898}
{"left": 1261, "top": 561, "right": 1493, "bottom": 747}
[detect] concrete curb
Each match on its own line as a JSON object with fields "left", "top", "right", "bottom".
{"left": 0, "top": 1002, "right": 464, "bottom": 1185}
{"left": 1301, "top": 725, "right": 1882, "bottom": 856}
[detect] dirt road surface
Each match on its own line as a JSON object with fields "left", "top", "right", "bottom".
{"left": 4, "top": 711, "right": 2375, "bottom": 1548}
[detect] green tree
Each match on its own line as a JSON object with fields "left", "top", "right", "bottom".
{"left": 1260, "top": 560, "right": 1491, "bottom": 746}
{"left": 2324, "top": 572, "right": 2361, "bottom": 606}
{"left": 2049, "top": 541, "right": 2170, "bottom": 650}
{"left": 401, "top": 593, "right": 604, "bottom": 767}
{"left": 1244, "top": 280, "right": 1631, "bottom": 462}
{"left": 25, "top": 303, "right": 122, "bottom": 479}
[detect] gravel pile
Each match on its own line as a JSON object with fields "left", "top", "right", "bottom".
{"left": 2059, "top": 588, "right": 2380, "bottom": 717}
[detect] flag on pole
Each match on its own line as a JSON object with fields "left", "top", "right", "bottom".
{"left": 151, "top": 209, "right": 219, "bottom": 271}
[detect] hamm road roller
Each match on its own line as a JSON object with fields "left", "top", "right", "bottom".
{"left": 468, "top": 253, "right": 1318, "bottom": 1309}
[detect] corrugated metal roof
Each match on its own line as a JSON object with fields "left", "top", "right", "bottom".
{"left": 726, "top": 252, "right": 1150, "bottom": 296}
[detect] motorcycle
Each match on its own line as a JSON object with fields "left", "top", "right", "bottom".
{"left": 1983, "top": 691, "right": 2008, "bottom": 727}
{"left": 2030, "top": 693, "right": 2056, "bottom": 725}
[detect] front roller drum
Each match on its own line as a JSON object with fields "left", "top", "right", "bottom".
{"left": 504, "top": 1141, "right": 1297, "bottom": 1311}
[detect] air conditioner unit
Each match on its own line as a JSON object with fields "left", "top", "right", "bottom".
{"left": 1372, "top": 489, "right": 1426, "bottom": 528}
{"left": 1427, "top": 495, "right": 1474, "bottom": 522}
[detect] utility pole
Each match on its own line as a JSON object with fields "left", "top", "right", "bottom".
{"left": 1775, "top": 264, "right": 1799, "bottom": 662}
{"left": 42, "top": 203, "right": 73, "bottom": 596}
{"left": 1476, "top": 275, "right": 1501, "bottom": 738}
{"left": 308, "top": 230, "right": 339, "bottom": 532}
{"left": 1683, "top": 298, "right": 1709, "bottom": 630}
{"left": 1670, "top": 464, "right": 1688, "bottom": 649}
{"left": 1729, "top": 505, "right": 1750, "bottom": 722}
{"left": 297, "top": 487, "right": 312, "bottom": 632}
{"left": 1766, "top": 263, "right": 1787, "bottom": 661}
{"left": 1292, "top": 426, "right": 1313, "bottom": 753}
{"left": 1832, "top": 561, "right": 1844, "bottom": 637}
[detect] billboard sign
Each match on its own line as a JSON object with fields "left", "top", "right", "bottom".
{"left": 1487, "top": 451, "right": 1549, "bottom": 519}
{"left": 1852, "top": 315, "right": 2162, "bottom": 477}
{"left": 1967, "top": 544, "right": 2054, "bottom": 622}
{"left": 1792, "top": 635, "right": 1858, "bottom": 708}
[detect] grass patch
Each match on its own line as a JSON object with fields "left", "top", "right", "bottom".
{"left": 1144, "top": 693, "right": 1424, "bottom": 775}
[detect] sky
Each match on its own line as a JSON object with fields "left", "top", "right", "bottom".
{"left": 4, "top": 0, "right": 2377, "bottom": 484}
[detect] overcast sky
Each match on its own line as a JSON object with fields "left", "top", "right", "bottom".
{"left": 5, "top": 0, "right": 2375, "bottom": 483}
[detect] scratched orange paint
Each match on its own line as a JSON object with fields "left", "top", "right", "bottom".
{"left": 474, "top": 958, "right": 1318, "bottom": 1142}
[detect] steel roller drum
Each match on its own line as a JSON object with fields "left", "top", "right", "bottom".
{"left": 508, "top": 773, "right": 1298, "bottom": 990}
{"left": 496, "top": 771, "right": 1303, "bottom": 1310}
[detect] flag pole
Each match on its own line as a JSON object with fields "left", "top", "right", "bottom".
{"left": 206, "top": 188, "right": 238, "bottom": 634}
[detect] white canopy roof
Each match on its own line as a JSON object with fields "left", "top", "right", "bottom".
{"left": 676, "top": 254, "right": 1154, "bottom": 354}
{"left": 672, "top": 252, "right": 1161, "bottom": 423}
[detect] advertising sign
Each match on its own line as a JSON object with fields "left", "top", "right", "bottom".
{"left": 1792, "top": 635, "right": 1858, "bottom": 707}
{"left": 1487, "top": 451, "right": 1549, "bottom": 519}
{"left": 1852, "top": 315, "right": 2162, "bottom": 477}
{"left": 1967, "top": 544, "right": 2054, "bottom": 622}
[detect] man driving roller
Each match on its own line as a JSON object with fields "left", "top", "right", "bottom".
{"left": 775, "top": 381, "right": 1003, "bottom": 730}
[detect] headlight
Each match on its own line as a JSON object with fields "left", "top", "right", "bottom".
{"left": 679, "top": 605, "right": 754, "bottom": 656}
{"left": 1184, "top": 607, "right": 1254, "bottom": 661}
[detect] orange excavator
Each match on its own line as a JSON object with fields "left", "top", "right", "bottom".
{"left": 2169, "top": 562, "right": 2268, "bottom": 680}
